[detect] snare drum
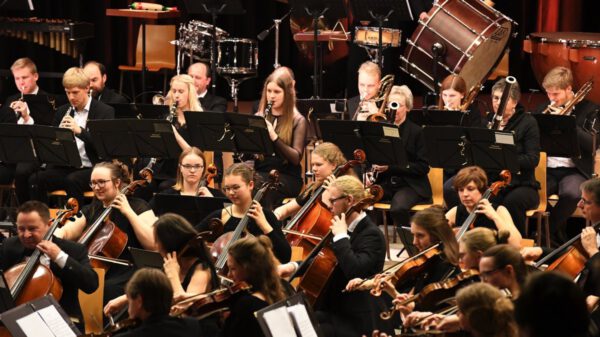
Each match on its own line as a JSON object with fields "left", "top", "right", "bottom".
{"left": 217, "top": 38, "right": 258, "bottom": 76}
{"left": 400, "top": 0, "right": 514, "bottom": 91}
{"left": 178, "top": 20, "right": 229, "bottom": 61}
{"left": 354, "top": 27, "right": 401, "bottom": 48}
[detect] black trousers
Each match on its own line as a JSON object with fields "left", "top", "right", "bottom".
{"left": 494, "top": 186, "right": 539, "bottom": 235}
{"left": 29, "top": 166, "right": 93, "bottom": 206}
{"left": 547, "top": 167, "right": 586, "bottom": 242}
{"left": 380, "top": 182, "right": 430, "bottom": 232}
{"left": 0, "top": 163, "right": 15, "bottom": 185}
{"left": 14, "top": 162, "right": 39, "bottom": 204}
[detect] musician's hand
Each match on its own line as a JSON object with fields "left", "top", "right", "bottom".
{"left": 9, "top": 100, "right": 30, "bottom": 121}
{"left": 520, "top": 246, "right": 543, "bottom": 262}
{"left": 104, "top": 295, "right": 128, "bottom": 317}
{"left": 433, "top": 314, "right": 461, "bottom": 332}
{"left": 475, "top": 199, "right": 499, "bottom": 221}
{"left": 393, "top": 293, "right": 415, "bottom": 316}
{"left": 372, "top": 273, "right": 397, "bottom": 297}
{"left": 197, "top": 186, "right": 214, "bottom": 197}
{"left": 587, "top": 295, "right": 600, "bottom": 312}
{"left": 277, "top": 262, "right": 297, "bottom": 278}
{"left": 59, "top": 115, "right": 82, "bottom": 134}
{"left": 372, "top": 164, "right": 389, "bottom": 173}
{"left": 265, "top": 119, "right": 278, "bottom": 142}
{"left": 112, "top": 194, "right": 134, "bottom": 218}
{"left": 323, "top": 174, "right": 336, "bottom": 189}
{"left": 581, "top": 227, "right": 599, "bottom": 257}
{"left": 331, "top": 213, "right": 348, "bottom": 236}
{"left": 345, "top": 278, "right": 370, "bottom": 292}
{"left": 37, "top": 240, "right": 62, "bottom": 261}
{"left": 404, "top": 311, "right": 434, "bottom": 328}
{"left": 362, "top": 330, "right": 390, "bottom": 337}
{"left": 248, "top": 200, "right": 273, "bottom": 234}
{"left": 163, "top": 252, "right": 181, "bottom": 281}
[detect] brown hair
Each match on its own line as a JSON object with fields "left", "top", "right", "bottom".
{"left": 258, "top": 71, "right": 297, "bottom": 145}
{"left": 17, "top": 200, "right": 50, "bottom": 223}
{"left": 173, "top": 147, "right": 206, "bottom": 191}
{"left": 438, "top": 75, "right": 467, "bottom": 109}
{"left": 223, "top": 163, "right": 254, "bottom": 184}
{"left": 453, "top": 166, "right": 488, "bottom": 193}
{"left": 482, "top": 244, "right": 527, "bottom": 286}
{"left": 93, "top": 160, "right": 131, "bottom": 188}
{"left": 228, "top": 236, "right": 286, "bottom": 304}
{"left": 457, "top": 283, "right": 517, "bottom": 337}
{"left": 580, "top": 178, "right": 600, "bottom": 205}
{"left": 461, "top": 227, "right": 510, "bottom": 254}
{"left": 412, "top": 206, "right": 459, "bottom": 265}
{"left": 126, "top": 268, "right": 173, "bottom": 316}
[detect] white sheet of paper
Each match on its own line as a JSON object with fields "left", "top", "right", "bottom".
{"left": 16, "top": 312, "right": 55, "bottom": 337}
{"left": 287, "top": 304, "right": 318, "bottom": 337}
{"left": 262, "top": 306, "right": 297, "bottom": 337}
{"left": 38, "top": 305, "right": 77, "bottom": 337}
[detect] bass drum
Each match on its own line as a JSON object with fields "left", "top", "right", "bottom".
{"left": 400, "top": 0, "right": 514, "bottom": 91}
{"left": 525, "top": 32, "right": 600, "bottom": 104}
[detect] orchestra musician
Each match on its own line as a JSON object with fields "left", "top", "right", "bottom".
{"left": 224, "top": 236, "right": 287, "bottom": 337}
{"left": 533, "top": 66, "right": 600, "bottom": 243}
{"left": 196, "top": 163, "right": 291, "bottom": 263}
{"left": 347, "top": 61, "right": 382, "bottom": 121}
{"left": 255, "top": 70, "right": 308, "bottom": 209}
{"left": 187, "top": 62, "right": 227, "bottom": 112}
{"left": 25, "top": 67, "right": 115, "bottom": 206}
{"left": 0, "top": 201, "right": 98, "bottom": 327}
{"left": 367, "top": 85, "right": 432, "bottom": 240}
{"left": 273, "top": 141, "right": 350, "bottom": 221}
{"left": 446, "top": 166, "right": 522, "bottom": 247}
{"left": 56, "top": 160, "right": 157, "bottom": 305}
{"left": 83, "top": 61, "right": 128, "bottom": 104}
{"left": 437, "top": 74, "right": 483, "bottom": 127}
{"left": 279, "top": 175, "right": 386, "bottom": 337}
{"left": 164, "top": 74, "right": 202, "bottom": 150}
{"left": 479, "top": 244, "right": 527, "bottom": 299}
{"left": 111, "top": 268, "right": 202, "bottom": 337}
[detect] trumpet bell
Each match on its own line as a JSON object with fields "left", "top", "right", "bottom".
{"left": 152, "top": 94, "right": 166, "bottom": 105}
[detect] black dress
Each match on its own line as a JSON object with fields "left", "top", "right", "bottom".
{"left": 221, "top": 292, "right": 268, "bottom": 337}
{"left": 454, "top": 203, "right": 498, "bottom": 230}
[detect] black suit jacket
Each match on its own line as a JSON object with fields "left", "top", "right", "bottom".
{"left": 98, "top": 87, "right": 128, "bottom": 104}
{"left": 200, "top": 93, "right": 227, "bottom": 112}
{"left": 53, "top": 99, "right": 115, "bottom": 165}
{"left": 115, "top": 315, "right": 200, "bottom": 337}
{"left": 347, "top": 95, "right": 360, "bottom": 120}
{"left": 0, "top": 236, "right": 98, "bottom": 321}
{"left": 1, "top": 89, "right": 51, "bottom": 124}
{"left": 376, "top": 119, "right": 432, "bottom": 199}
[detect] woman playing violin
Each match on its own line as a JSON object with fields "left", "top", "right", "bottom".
{"left": 56, "top": 160, "right": 157, "bottom": 305}
{"left": 224, "top": 236, "right": 287, "bottom": 337}
{"left": 196, "top": 163, "right": 291, "bottom": 263}
{"left": 254, "top": 70, "right": 308, "bottom": 209}
{"left": 446, "top": 166, "right": 522, "bottom": 247}
{"left": 112, "top": 268, "right": 201, "bottom": 337}
{"left": 273, "top": 142, "right": 349, "bottom": 221}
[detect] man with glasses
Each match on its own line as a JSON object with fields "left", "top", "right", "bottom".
{"left": 576, "top": 178, "right": 600, "bottom": 310}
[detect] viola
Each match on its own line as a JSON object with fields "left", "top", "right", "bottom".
{"left": 284, "top": 149, "right": 365, "bottom": 259}
{"left": 170, "top": 282, "right": 252, "bottom": 318}
{"left": 454, "top": 170, "right": 511, "bottom": 240}
{"left": 210, "top": 170, "right": 280, "bottom": 277}
{"left": 78, "top": 170, "right": 153, "bottom": 270}
{"left": 3, "top": 198, "right": 79, "bottom": 307}
{"left": 293, "top": 184, "right": 384, "bottom": 307}
{"left": 197, "top": 163, "right": 217, "bottom": 196}
{"left": 379, "top": 269, "right": 480, "bottom": 320}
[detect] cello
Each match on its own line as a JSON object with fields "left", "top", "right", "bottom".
{"left": 77, "top": 170, "right": 152, "bottom": 270}
{"left": 284, "top": 149, "right": 365, "bottom": 259}
{"left": 292, "top": 184, "right": 383, "bottom": 307}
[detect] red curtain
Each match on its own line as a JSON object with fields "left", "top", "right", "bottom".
{"left": 537, "top": 0, "right": 582, "bottom": 32}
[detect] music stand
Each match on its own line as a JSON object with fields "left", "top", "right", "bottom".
{"left": 289, "top": 0, "right": 346, "bottom": 98}
{"left": 128, "top": 247, "right": 165, "bottom": 269}
{"left": 0, "top": 125, "right": 82, "bottom": 167}
{"left": 255, "top": 292, "right": 323, "bottom": 337}
{"left": 296, "top": 99, "right": 345, "bottom": 140}
{"left": 0, "top": 272, "right": 15, "bottom": 313}
{"left": 153, "top": 194, "right": 228, "bottom": 225}
{"left": 408, "top": 109, "right": 468, "bottom": 127}
{"left": 185, "top": 111, "right": 275, "bottom": 156}
{"left": 86, "top": 119, "right": 181, "bottom": 160}
{"left": 533, "top": 114, "right": 581, "bottom": 158}
{"left": 22, "top": 94, "right": 57, "bottom": 126}
{"left": 109, "top": 103, "right": 169, "bottom": 119}
{"left": 422, "top": 126, "right": 519, "bottom": 173}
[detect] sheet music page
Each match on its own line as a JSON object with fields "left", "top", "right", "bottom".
{"left": 38, "top": 305, "right": 77, "bottom": 337}
{"left": 262, "top": 306, "right": 297, "bottom": 337}
{"left": 16, "top": 312, "right": 55, "bottom": 337}
{"left": 287, "top": 304, "right": 318, "bottom": 337}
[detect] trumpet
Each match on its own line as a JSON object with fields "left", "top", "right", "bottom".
{"left": 543, "top": 79, "right": 593, "bottom": 115}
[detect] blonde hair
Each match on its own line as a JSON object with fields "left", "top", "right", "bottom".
{"left": 358, "top": 61, "right": 381, "bottom": 80}
{"left": 11, "top": 57, "right": 37, "bottom": 74}
{"left": 312, "top": 142, "right": 346, "bottom": 167}
{"left": 542, "top": 66, "right": 573, "bottom": 90}
{"left": 62, "top": 67, "right": 90, "bottom": 89}
{"left": 223, "top": 163, "right": 255, "bottom": 184}
{"left": 461, "top": 227, "right": 509, "bottom": 254}
{"left": 258, "top": 71, "right": 297, "bottom": 145}
{"left": 166, "top": 74, "right": 201, "bottom": 112}
{"left": 330, "top": 175, "right": 365, "bottom": 202}
{"left": 173, "top": 147, "right": 206, "bottom": 191}
{"left": 457, "top": 283, "right": 517, "bottom": 337}
{"left": 389, "top": 85, "right": 413, "bottom": 110}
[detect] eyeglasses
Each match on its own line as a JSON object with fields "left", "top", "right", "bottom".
{"left": 180, "top": 164, "right": 204, "bottom": 171}
{"left": 223, "top": 185, "right": 242, "bottom": 193}
{"left": 328, "top": 195, "right": 347, "bottom": 205}
{"left": 89, "top": 179, "right": 112, "bottom": 188}
{"left": 479, "top": 268, "right": 501, "bottom": 280}
{"left": 580, "top": 197, "right": 594, "bottom": 206}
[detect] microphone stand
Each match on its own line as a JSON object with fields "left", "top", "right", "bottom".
{"left": 258, "top": 11, "right": 291, "bottom": 69}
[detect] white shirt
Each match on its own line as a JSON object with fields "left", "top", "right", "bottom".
{"left": 73, "top": 97, "right": 92, "bottom": 168}
{"left": 333, "top": 211, "right": 367, "bottom": 242}
{"left": 547, "top": 105, "right": 576, "bottom": 168}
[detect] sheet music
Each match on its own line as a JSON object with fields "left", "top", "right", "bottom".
{"left": 16, "top": 312, "right": 55, "bottom": 337}
{"left": 38, "top": 305, "right": 77, "bottom": 337}
{"left": 263, "top": 306, "right": 297, "bottom": 337}
{"left": 288, "top": 304, "right": 319, "bottom": 337}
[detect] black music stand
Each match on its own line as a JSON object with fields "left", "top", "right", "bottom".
{"left": 533, "top": 114, "right": 581, "bottom": 158}
{"left": 255, "top": 292, "right": 323, "bottom": 337}
{"left": 22, "top": 94, "right": 57, "bottom": 126}
{"left": 0, "top": 272, "right": 15, "bottom": 313}
{"left": 109, "top": 103, "right": 169, "bottom": 119}
{"left": 422, "top": 126, "right": 519, "bottom": 173}
{"left": 297, "top": 99, "right": 345, "bottom": 140}
{"left": 350, "top": 0, "right": 411, "bottom": 66}
{"left": 0, "top": 295, "right": 80, "bottom": 336}
{"left": 408, "top": 109, "right": 468, "bottom": 127}
{"left": 0, "top": 125, "right": 82, "bottom": 167}
{"left": 289, "top": 0, "right": 346, "bottom": 98}
{"left": 128, "top": 247, "right": 165, "bottom": 269}
{"left": 185, "top": 111, "right": 275, "bottom": 155}
{"left": 153, "top": 194, "right": 228, "bottom": 225}
{"left": 86, "top": 119, "right": 181, "bottom": 160}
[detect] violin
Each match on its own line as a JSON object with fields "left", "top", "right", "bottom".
{"left": 170, "top": 282, "right": 252, "bottom": 318}
{"left": 3, "top": 198, "right": 79, "bottom": 307}
{"left": 197, "top": 163, "right": 217, "bottom": 196}
{"left": 284, "top": 149, "right": 366, "bottom": 259}
{"left": 454, "top": 170, "right": 511, "bottom": 240}
{"left": 78, "top": 170, "right": 153, "bottom": 270}
{"left": 379, "top": 269, "right": 480, "bottom": 320}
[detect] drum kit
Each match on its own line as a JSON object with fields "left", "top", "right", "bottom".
{"left": 353, "top": 26, "right": 401, "bottom": 65}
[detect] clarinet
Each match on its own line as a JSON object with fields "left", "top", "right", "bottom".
{"left": 167, "top": 99, "right": 178, "bottom": 124}
{"left": 264, "top": 101, "right": 273, "bottom": 121}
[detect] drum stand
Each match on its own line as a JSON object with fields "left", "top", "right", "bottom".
{"left": 368, "top": 9, "right": 394, "bottom": 67}
{"left": 224, "top": 77, "right": 251, "bottom": 113}
{"left": 257, "top": 11, "right": 291, "bottom": 69}
{"left": 306, "top": 6, "right": 329, "bottom": 98}
{"left": 201, "top": 3, "right": 227, "bottom": 94}
{"left": 424, "top": 42, "right": 446, "bottom": 107}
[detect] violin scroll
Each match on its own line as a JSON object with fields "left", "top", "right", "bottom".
{"left": 490, "top": 170, "right": 511, "bottom": 196}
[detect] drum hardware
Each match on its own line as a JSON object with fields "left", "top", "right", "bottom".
{"left": 257, "top": 11, "right": 291, "bottom": 69}
{"left": 353, "top": 25, "right": 401, "bottom": 67}
{"left": 217, "top": 38, "right": 259, "bottom": 112}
